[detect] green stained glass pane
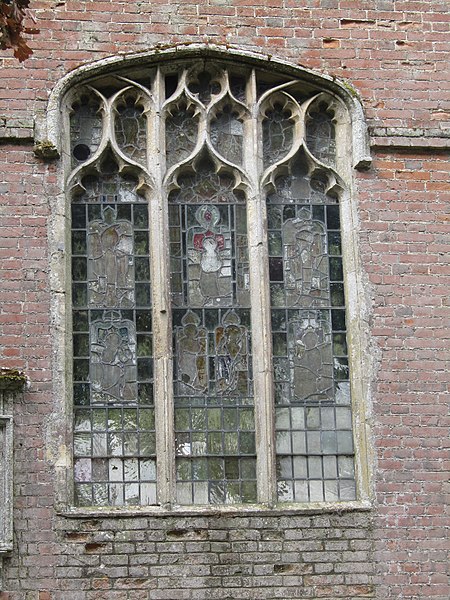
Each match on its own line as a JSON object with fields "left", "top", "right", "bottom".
{"left": 329, "top": 257, "right": 343, "bottom": 281}
{"left": 328, "top": 231, "right": 341, "bottom": 255}
{"left": 74, "top": 410, "right": 91, "bottom": 432}
{"left": 208, "top": 458, "right": 224, "bottom": 479}
{"left": 270, "top": 284, "right": 285, "bottom": 307}
{"left": 240, "top": 432, "right": 255, "bottom": 455}
{"left": 241, "top": 481, "right": 257, "bottom": 503}
{"left": 108, "top": 432, "right": 123, "bottom": 456}
{"left": 334, "top": 357, "right": 349, "bottom": 381}
{"left": 138, "top": 383, "right": 153, "bottom": 404}
{"left": 134, "top": 231, "right": 149, "bottom": 255}
{"left": 139, "top": 432, "right": 155, "bottom": 455}
{"left": 123, "top": 433, "right": 138, "bottom": 455}
{"left": 239, "top": 409, "right": 254, "bottom": 430}
{"left": 71, "top": 205, "right": 86, "bottom": 229}
{"left": 72, "top": 257, "right": 87, "bottom": 281}
{"left": 73, "top": 334, "right": 89, "bottom": 357}
{"left": 72, "top": 230, "right": 87, "bottom": 254}
{"left": 133, "top": 204, "right": 148, "bottom": 228}
{"left": 137, "top": 358, "right": 152, "bottom": 380}
{"left": 224, "top": 458, "right": 239, "bottom": 479}
{"left": 330, "top": 283, "right": 345, "bottom": 307}
{"left": 72, "top": 284, "right": 87, "bottom": 308}
{"left": 177, "top": 459, "right": 191, "bottom": 481}
{"left": 271, "top": 310, "right": 286, "bottom": 331}
{"left": 75, "top": 484, "right": 92, "bottom": 506}
{"left": 208, "top": 432, "right": 223, "bottom": 454}
{"left": 135, "top": 257, "right": 150, "bottom": 281}
{"left": 272, "top": 332, "right": 287, "bottom": 356}
{"left": 207, "top": 408, "right": 222, "bottom": 430}
{"left": 136, "top": 310, "right": 152, "bottom": 332}
{"left": 74, "top": 383, "right": 89, "bottom": 406}
{"left": 268, "top": 231, "right": 282, "bottom": 255}
{"left": 88, "top": 204, "right": 101, "bottom": 221}
{"left": 139, "top": 409, "right": 154, "bottom": 430}
{"left": 192, "top": 458, "right": 208, "bottom": 480}
{"left": 223, "top": 409, "right": 238, "bottom": 431}
{"left": 136, "top": 283, "right": 151, "bottom": 306}
{"left": 241, "top": 458, "right": 256, "bottom": 479}
{"left": 108, "top": 409, "right": 122, "bottom": 431}
{"left": 175, "top": 409, "right": 190, "bottom": 430}
{"left": 333, "top": 332, "right": 348, "bottom": 356}
{"left": 171, "top": 272, "right": 182, "bottom": 292}
{"left": 137, "top": 334, "right": 152, "bottom": 357}
{"left": 123, "top": 409, "right": 138, "bottom": 429}
{"left": 92, "top": 409, "right": 107, "bottom": 431}
{"left": 191, "top": 408, "right": 206, "bottom": 431}
{"left": 326, "top": 205, "right": 340, "bottom": 229}
{"left": 73, "top": 310, "right": 89, "bottom": 332}
{"left": 267, "top": 205, "right": 282, "bottom": 228}
{"left": 331, "top": 309, "right": 346, "bottom": 330}
{"left": 73, "top": 359, "right": 89, "bottom": 381}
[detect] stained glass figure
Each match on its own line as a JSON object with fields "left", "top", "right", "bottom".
{"left": 175, "top": 310, "right": 208, "bottom": 395}
{"left": 210, "top": 104, "right": 244, "bottom": 165}
{"left": 215, "top": 310, "right": 249, "bottom": 395}
{"left": 186, "top": 204, "right": 232, "bottom": 306}
{"left": 263, "top": 101, "right": 295, "bottom": 169}
{"left": 165, "top": 100, "right": 199, "bottom": 167}
{"left": 306, "top": 104, "right": 336, "bottom": 166}
{"left": 288, "top": 313, "right": 334, "bottom": 402}
{"left": 88, "top": 205, "right": 135, "bottom": 308}
{"left": 115, "top": 96, "right": 147, "bottom": 164}
{"left": 90, "top": 310, "right": 138, "bottom": 403}
{"left": 283, "top": 208, "right": 330, "bottom": 308}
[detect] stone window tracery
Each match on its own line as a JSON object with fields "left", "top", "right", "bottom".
{"left": 64, "top": 58, "right": 363, "bottom": 508}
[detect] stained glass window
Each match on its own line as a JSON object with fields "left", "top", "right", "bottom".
{"left": 66, "top": 59, "right": 360, "bottom": 508}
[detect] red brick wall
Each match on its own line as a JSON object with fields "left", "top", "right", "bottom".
{"left": 0, "top": 1, "right": 449, "bottom": 599}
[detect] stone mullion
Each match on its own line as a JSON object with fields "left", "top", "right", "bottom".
{"left": 150, "top": 68, "right": 176, "bottom": 508}
{"left": 245, "top": 70, "right": 277, "bottom": 505}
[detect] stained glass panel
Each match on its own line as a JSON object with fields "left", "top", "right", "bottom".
{"left": 115, "top": 98, "right": 147, "bottom": 164}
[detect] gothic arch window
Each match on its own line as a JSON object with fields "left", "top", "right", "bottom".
{"left": 60, "top": 51, "right": 370, "bottom": 508}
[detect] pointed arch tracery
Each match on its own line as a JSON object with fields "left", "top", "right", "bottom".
{"left": 58, "top": 48, "right": 371, "bottom": 509}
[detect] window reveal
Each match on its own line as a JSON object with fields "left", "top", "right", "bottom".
{"left": 67, "top": 61, "right": 357, "bottom": 507}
